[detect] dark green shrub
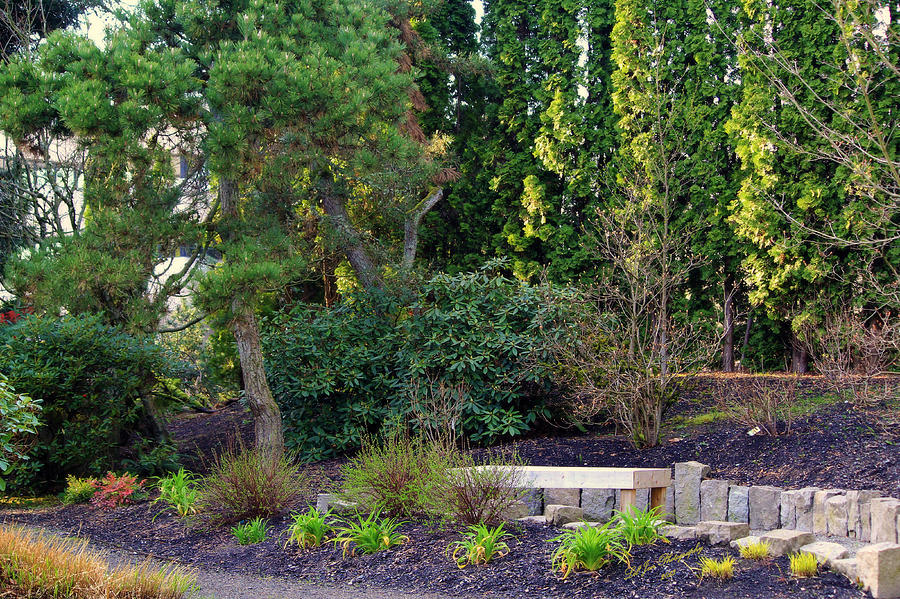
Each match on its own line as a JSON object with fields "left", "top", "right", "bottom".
{"left": 263, "top": 267, "right": 572, "bottom": 459}
{"left": 0, "top": 314, "right": 174, "bottom": 491}
{"left": 0, "top": 374, "right": 41, "bottom": 491}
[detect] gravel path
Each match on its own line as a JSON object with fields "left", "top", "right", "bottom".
{"left": 11, "top": 525, "right": 458, "bottom": 599}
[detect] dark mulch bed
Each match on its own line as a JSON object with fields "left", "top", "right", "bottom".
{"left": 1, "top": 503, "right": 864, "bottom": 599}
{"left": 2, "top": 375, "right": 894, "bottom": 598}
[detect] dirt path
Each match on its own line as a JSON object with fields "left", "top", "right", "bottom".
{"left": 12, "top": 525, "right": 459, "bottom": 599}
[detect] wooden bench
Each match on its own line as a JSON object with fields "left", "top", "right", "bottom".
{"left": 469, "top": 465, "right": 671, "bottom": 513}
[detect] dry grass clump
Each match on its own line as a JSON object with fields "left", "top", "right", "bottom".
{"left": 0, "top": 525, "right": 196, "bottom": 598}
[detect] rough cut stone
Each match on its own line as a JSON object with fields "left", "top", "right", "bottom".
{"left": 521, "top": 489, "right": 543, "bottom": 516}
{"left": 814, "top": 489, "right": 845, "bottom": 534}
{"left": 799, "top": 541, "right": 850, "bottom": 567}
{"left": 794, "top": 487, "right": 821, "bottom": 532}
{"left": 664, "top": 485, "right": 675, "bottom": 522}
{"left": 871, "top": 498, "right": 900, "bottom": 544}
{"left": 582, "top": 488, "right": 617, "bottom": 523}
{"left": 728, "top": 485, "right": 750, "bottom": 524}
{"left": 759, "top": 529, "right": 816, "bottom": 557}
{"left": 847, "top": 490, "right": 882, "bottom": 540}
{"left": 659, "top": 525, "right": 699, "bottom": 540}
{"left": 517, "top": 515, "right": 548, "bottom": 525}
{"left": 500, "top": 500, "right": 531, "bottom": 522}
{"left": 701, "top": 480, "right": 731, "bottom": 522}
{"left": 730, "top": 535, "right": 762, "bottom": 551}
{"left": 696, "top": 520, "right": 750, "bottom": 545}
{"left": 857, "top": 542, "right": 900, "bottom": 599}
{"left": 315, "top": 493, "right": 357, "bottom": 514}
{"left": 749, "top": 485, "right": 782, "bottom": 531}
{"left": 831, "top": 558, "right": 858, "bottom": 583}
{"left": 562, "top": 521, "right": 603, "bottom": 530}
{"left": 826, "top": 495, "right": 850, "bottom": 538}
{"left": 545, "top": 504, "right": 584, "bottom": 526}
{"left": 544, "top": 488, "right": 580, "bottom": 508}
{"left": 674, "top": 461, "right": 710, "bottom": 525}
{"left": 781, "top": 491, "right": 797, "bottom": 529}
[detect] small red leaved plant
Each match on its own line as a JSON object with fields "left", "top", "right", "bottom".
{"left": 90, "top": 472, "right": 145, "bottom": 509}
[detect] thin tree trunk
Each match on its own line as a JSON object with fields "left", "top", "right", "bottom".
{"left": 320, "top": 193, "right": 382, "bottom": 291}
{"left": 791, "top": 334, "right": 809, "bottom": 374}
{"left": 740, "top": 312, "right": 754, "bottom": 367}
{"left": 219, "top": 176, "right": 284, "bottom": 455}
{"left": 722, "top": 275, "right": 736, "bottom": 372}
{"left": 402, "top": 188, "right": 443, "bottom": 271}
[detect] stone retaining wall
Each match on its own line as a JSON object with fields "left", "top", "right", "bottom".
{"left": 514, "top": 461, "right": 899, "bottom": 545}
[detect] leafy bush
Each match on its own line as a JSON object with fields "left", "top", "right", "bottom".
{"left": 195, "top": 442, "right": 307, "bottom": 526}
{"left": 340, "top": 433, "right": 452, "bottom": 519}
{"left": 789, "top": 552, "right": 818, "bottom": 577}
{"left": 614, "top": 506, "right": 666, "bottom": 546}
{"left": 90, "top": 472, "right": 146, "bottom": 509}
{"left": 448, "top": 523, "right": 511, "bottom": 567}
{"left": 738, "top": 541, "right": 770, "bottom": 560}
{"left": 0, "top": 314, "right": 176, "bottom": 491}
{"left": 699, "top": 556, "right": 735, "bottom": 581}
{"left": 549, "top": 522, "right": 631, "bottom": 578}
{"left": 263, "top": 267, "right": 572, "bottom": 459}
{"left": 435, "top": 452, "right": 526, "bottom": 526}
{"left": 61, "top": 475, "right": 98, "bottom": 505}
{"left": 231, "top": 517, "right": 268, "bottom": 545}
{"left": 286, "top": 508, "right": 331, "bottom": 549}
{"left": 332, "top": 512, "right": 408, "bottom": 557}
{"left": 0, "top": 525, "right": 196, "bottom": 599}
{"left": 0, "top": 373, "right": 41, "bottom": 491}
{"left": 152, "top": 468, "right": 199, "bottom": 518}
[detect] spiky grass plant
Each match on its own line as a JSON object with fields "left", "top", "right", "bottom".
{"left": 152, "top": 468, "right": 199, "bottom": 519}
{"left": 549, "top": 521, "right": 631, "bottom": 578}
{"left": 231, "top": 517, "right": 269, "bottom": 545}
{"left": 614, "top": 505, "right": 667, "bottom": 546}
{"left": 0, "top": 525, "right": 196, "bottom": 598}
{"left": 738, "top": 541, "right": 771, "bottom": 560}
{"left": 332, "top": 511, "right": 408, "bottom": 557}
{"left": 699, "top": 556, "right": 735, "bottom": 581}
{"left": 286, "top": 507, "right": 331, "bottom": 549}
{"left": 448, "top": 523, "right": 511, "bottom": 568}
{"left": 789, "top": 552, "right": 818, "bottom": 577}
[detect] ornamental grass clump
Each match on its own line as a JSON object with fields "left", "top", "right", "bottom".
{"left": 286, "top": 507, "right": 331, "bottom": 549}
{"left": 435, "top": 451, "right": 527, "bottom": 526}
{"left": 738, "top": 541, "right": 771, "bottom": 560}
{"left": 699, "top": 556, "right": 735, "bottom": 581}
{"left": 614, "top": 505, "right": 667, "bottom": 546}
{"left": 549, "top": 522, "right": 631, "bottom": 578}
{"left": 195, "top": 441, "right": 307, "bottom": 526}
{"left": 789, "top": 552, "right": 818, "bottom": 577}
{"left": 340, "top": 432, "right": 452, "bottom": 519}
{"left": 448, "top": 523, "right": 511, "bottom": 568}
{"left": 0, "top": 524, "right": 196, "bottom": 599}
{"left": 332, "top": 512, "right": 408, "bottom": 557}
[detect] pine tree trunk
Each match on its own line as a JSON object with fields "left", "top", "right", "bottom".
{"left": 219, "top": 176, "right": 284, "bottom": 455}
{"left": 230, "top": 296, "right": 284, "bottom": 455}
{"left": 320, "top": 193, "right": 382, "bottom": 291}
{"left": 722, "top": 275, "right": 736, "bottom": 372}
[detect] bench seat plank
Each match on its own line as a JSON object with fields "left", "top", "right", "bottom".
{"left": 469, "top": 465, "right": 671, "bottom": 490}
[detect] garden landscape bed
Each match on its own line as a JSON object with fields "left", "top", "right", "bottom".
{"left": 2, "top": 375, "right": 897, "bottom": 599}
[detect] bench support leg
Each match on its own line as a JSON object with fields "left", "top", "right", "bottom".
{"left": 650, "top": 486, "right": 667, "bottom": 512}
{"left": 620, "top": 489, "right": 637, "bottom": 514}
